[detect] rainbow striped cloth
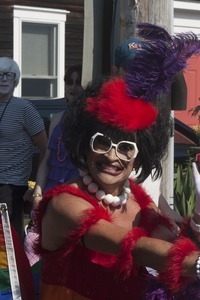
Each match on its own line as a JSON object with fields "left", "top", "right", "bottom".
{"left": 0, "top": 216, "right": 34, "bottom": 300}
{"left": 0, "top": 221, "right": 17, "bottom": 299}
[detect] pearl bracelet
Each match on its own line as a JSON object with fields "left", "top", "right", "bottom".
{"left": 32, "top": 193, "right": 42, "bottom": 198}
{"left": 196, "top": 255, "right": 200, "bottom": 279}
{"left": 190, "top": 218, "right": 200, "bottom": 233}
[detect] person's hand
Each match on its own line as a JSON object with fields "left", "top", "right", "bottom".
{"left": 192, "top": 160, "right": 200, "bottom": 214}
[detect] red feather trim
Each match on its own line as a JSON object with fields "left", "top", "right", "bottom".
{"left": 130, "top": 180, "right": 173, "bottom": 234}
{"left": 66, "top": 207, "right": 112, "bottom": 254}
{"left": 115, "top": 227, "right": 147, "bottom": 278}
{"left": 159, "top": 237, "right": 198, "bottom": 292}
{"left": 34, "top": 184, "right": 103, "bottom": 255}
{"left": 85, "top": 78, "right": 158, "bottom": 131}
{"left": 129, "top": 180, "right": 153, "bottom": 209}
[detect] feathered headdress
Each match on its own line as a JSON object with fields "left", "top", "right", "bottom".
{"left": 85, "top": 23, "right": 200, "bottom": 131}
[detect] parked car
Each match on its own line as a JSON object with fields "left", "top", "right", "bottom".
{"left": 174, "top": 118, "right": 200, "bottom": 164}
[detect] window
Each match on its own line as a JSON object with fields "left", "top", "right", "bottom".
{"left": 13, "top": 6, "right": 68, "bottom": 99}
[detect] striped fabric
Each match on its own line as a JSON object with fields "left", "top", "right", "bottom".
{"left": 0, "top": 97, "right": 44, "bottom": 185}
{"left": 0, "top": 243, "right": 12, "bottom": 299}
{"left": 0, "top": 222, "right": 15, "bottom": 299}
{"left": 0, "top": 220, "right": 34, "bottom": 300}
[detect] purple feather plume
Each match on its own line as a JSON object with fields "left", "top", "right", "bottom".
{"left": 143, "top": 277, "right": 200, "bottom": 299}
{"left": 125, "top": 23, "right": 200, "bottom": 102}
{"left": 137, "top": 23, "right": 172, "bottom": 41}
{"left": 176, "top": 279, "right": 200, "bottom": 299}
{"left": 143, "top": 278, "right": 173, "bottom": 299}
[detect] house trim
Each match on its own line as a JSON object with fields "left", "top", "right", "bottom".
{"left": 13, "top": 5, "right": 68, "bottom": 98}
{"left": 174, "top": 1, "right": 200, "bottom": 33}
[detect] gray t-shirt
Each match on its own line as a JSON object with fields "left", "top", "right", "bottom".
{"left": 0, "top": 97, "right": 44, "bottom": 185}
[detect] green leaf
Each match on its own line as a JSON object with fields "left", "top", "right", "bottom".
{"left": 174, "top": 161, "right": 196, "bottom": 218}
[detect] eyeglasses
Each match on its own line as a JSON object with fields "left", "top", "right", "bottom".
{"left": 0, "top": 72, "right": 16, "bottom": 81}
{"left": 90, "top": 132, "right": 139, "bottom": 161}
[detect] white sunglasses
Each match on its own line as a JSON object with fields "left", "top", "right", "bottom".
{"left": 90, "top": 132, "right": 139, "bottom": 161}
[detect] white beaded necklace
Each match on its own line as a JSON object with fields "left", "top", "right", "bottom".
{"left": 79, "top": 170, "right": 131, "bottom": 207}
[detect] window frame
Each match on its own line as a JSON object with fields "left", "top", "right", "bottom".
{"left": 13, "top": 5, "right": 68, "bottom": 99}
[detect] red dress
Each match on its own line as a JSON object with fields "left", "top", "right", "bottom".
{"left": 35, "top": 179, "right": 173, "bottom": 300}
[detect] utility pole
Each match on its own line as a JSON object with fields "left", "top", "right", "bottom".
{"left": 119, "top": 0, "right": 173, "bottom": 38}
{"left": 119, "top": 0, "right": 174, "bottom": 207}
{"left": 137, "top": 0, "right": 173, "bottom": 30}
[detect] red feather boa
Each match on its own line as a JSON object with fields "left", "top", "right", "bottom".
{"left": 159, "top": 237, "right": 199, "bottom": 292}
{"left": 115, "top": 227, "right": 148, "bottom": 278}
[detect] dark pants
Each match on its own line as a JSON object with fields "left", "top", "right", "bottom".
{"left": 0, "top": 184, "right": 27, "bottom": 242}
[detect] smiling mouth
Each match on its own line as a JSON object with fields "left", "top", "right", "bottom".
{"left": 96, "top": 162, "right": 123, "bottom": 175}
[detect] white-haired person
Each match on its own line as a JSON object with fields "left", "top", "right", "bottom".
{"left": 0, "top": 57, "right": 47, "bottom": 241}
{"left": 33, "top": 24, "right": 200, "bottom": 299}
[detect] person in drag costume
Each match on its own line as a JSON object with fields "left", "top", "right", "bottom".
{"left": 34, "top": 24, "right": 200, "bottom": 299}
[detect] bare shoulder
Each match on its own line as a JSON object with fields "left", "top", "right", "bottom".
{"left": 41, "top": 183, "right": 93, "bottom": 250}
{"left": 51, "top": 188, "right": 92, "bottom": 219}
